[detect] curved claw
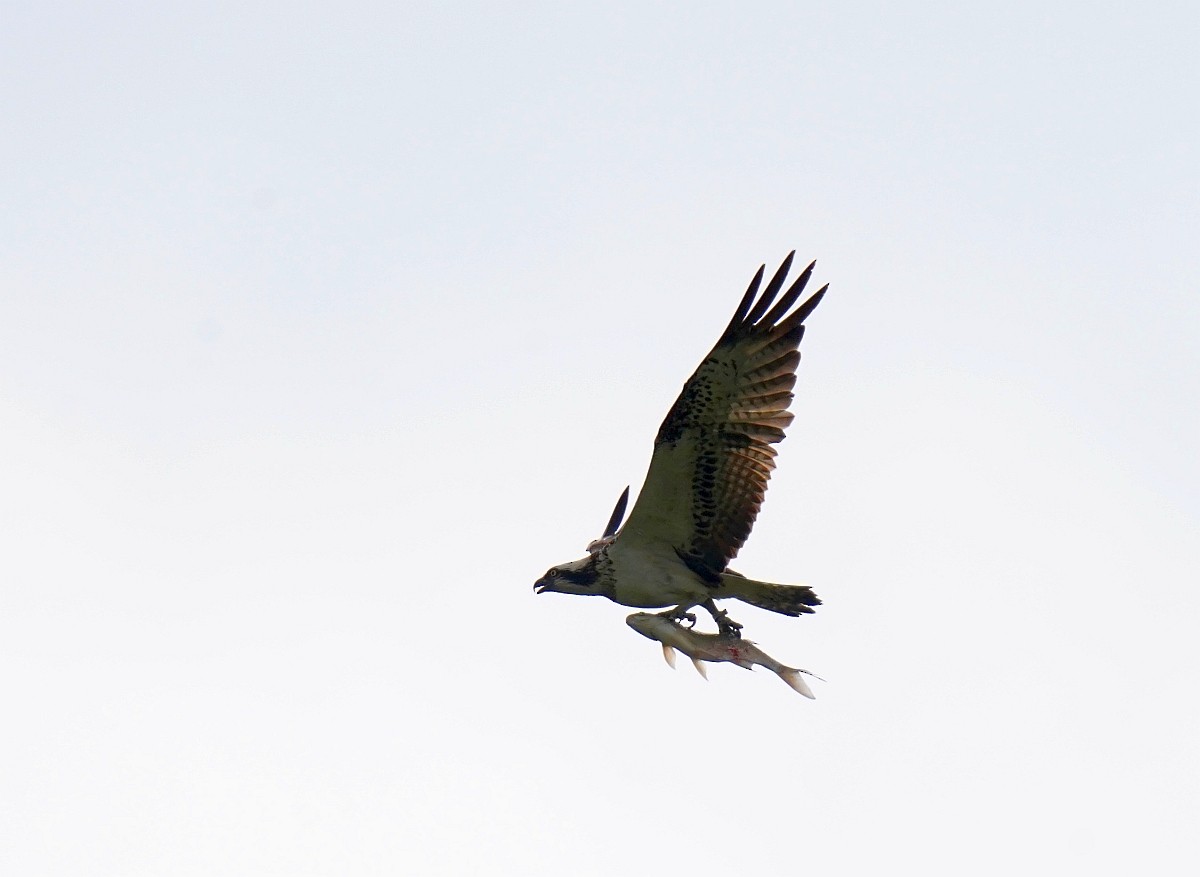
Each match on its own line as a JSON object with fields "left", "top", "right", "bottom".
{"left": 717, "top": 619, "right": 743, "bottom": 639}
{"left": 657, "top": 607, "right": 697, "bottom": 628}
{"left": 702, "top": 598, "right": 743, "bottom": 639}
{"left": 714, "top": 610, "right": 744, "bottom": 639}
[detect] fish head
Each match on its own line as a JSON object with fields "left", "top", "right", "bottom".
{"left": 625, "top": 612, "right": 697, "bottom": 650}
{"left": 534, "top": 554, "right": 601, "bottom": 596}
{"left": 625, "top": 612, "right": 672, "bottom": 640}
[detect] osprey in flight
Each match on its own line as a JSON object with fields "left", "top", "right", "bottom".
{"left": 534, "top": 252, "right": 828, "bottom": 638}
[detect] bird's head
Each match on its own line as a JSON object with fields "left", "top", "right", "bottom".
{"left": 533, "top": 554, "right": 601, "bottom": 596}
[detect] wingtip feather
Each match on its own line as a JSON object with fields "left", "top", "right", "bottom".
{"left": 602, "top": 486, "right": 630, "bottom": 538}
{"left": 745, "top": 252, "right": 796, "bottom": 325}
{"left": 760, "top": 260, "right": 816, "bottom": 327}
{"left": 720, "top": 264, "right": 764, "bottom": 341}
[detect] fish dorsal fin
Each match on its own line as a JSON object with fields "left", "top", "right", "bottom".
{"left": 690, "top": 657, "right": 709, "bottom": 680}
{"left": 661, "top": 644, "right": 677, "bottom": 669}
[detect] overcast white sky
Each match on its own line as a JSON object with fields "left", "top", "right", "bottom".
{"left": 2, "top": 2, "right": 1198, "bottom": 874}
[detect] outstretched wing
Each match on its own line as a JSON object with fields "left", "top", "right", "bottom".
{"left": 618, "top": 252, "right": 827, "bottom": 580}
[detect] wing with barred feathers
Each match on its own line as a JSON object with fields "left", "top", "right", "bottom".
{"left": 618, "top": 253, "right": 828, "bottom": 581}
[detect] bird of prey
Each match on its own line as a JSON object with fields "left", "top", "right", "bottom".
{"left": 534, "top": 252, "right": 828, "bottom": 638}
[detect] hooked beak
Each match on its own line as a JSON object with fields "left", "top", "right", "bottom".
{"left": 533, "top": 578, "right": 553, "bottom": 595}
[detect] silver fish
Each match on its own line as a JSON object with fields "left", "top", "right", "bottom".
{"left": 626, "top": 612, "right": 819, "bottom": 698}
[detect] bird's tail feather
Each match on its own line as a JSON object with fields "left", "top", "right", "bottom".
{"left": 719, "top": 573, "right": 821, "bottom": 617}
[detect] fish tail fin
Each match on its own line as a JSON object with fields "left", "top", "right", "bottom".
{"left": 777, "top": 667, "right": 817, "bottom": 698}
{"left": 719, "top": 573, "right": 820, "bottom": 617}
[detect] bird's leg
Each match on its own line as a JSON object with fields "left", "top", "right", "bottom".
{"left": 702, "top": 598, "right": 743, "bottom": 639}
{"left": 657, "top": 605, "right": 697, "bottom": 628}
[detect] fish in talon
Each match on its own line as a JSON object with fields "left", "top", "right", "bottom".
{"left": 626, "top": 612, "right": 820, "bottom": 698}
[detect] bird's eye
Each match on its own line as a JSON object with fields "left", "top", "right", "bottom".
{"left": 547, "top": 569, "right": 559, "bottom": 578}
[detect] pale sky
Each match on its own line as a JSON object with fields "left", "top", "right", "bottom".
{"left": 2, "top": 2, "right": 1198, "bottom": 875}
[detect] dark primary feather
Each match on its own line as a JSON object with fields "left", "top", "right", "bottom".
{"left": 602, "top": 486, "right": 630, "bottom": 538}
{"left": 620, "top": 253, "right": 828, "bottom": 580}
